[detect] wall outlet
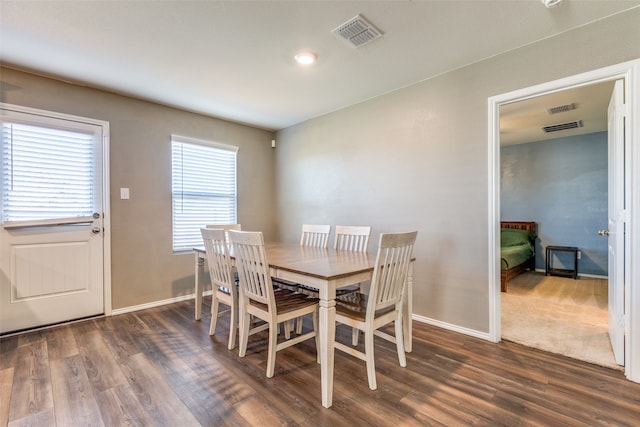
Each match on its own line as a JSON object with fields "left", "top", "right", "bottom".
{"left": 120, "top": 187, "right": 130, "bottom": 199}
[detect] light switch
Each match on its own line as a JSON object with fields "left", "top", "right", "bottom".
{"left": 120, "top": 187, "right": 130, "bottom": 200}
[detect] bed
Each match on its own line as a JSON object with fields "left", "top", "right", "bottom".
{"left": 500, "top": 221, "right": 536, "bottom": 292}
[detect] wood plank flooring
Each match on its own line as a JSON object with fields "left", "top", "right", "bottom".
{"left": 2, "top": 298, "right": 640, "bottom": 426}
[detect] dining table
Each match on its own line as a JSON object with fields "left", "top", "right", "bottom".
{"left": 193, "top": 242, "right": 414, "bottom": 408}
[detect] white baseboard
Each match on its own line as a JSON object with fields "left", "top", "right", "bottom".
{"left": 111, "top": 290, "right": 213, "bottom": 316}
{"left": 112, "top": 294, "right": 515, "bottom": 345}
{"left": 410, "top": 266, "right": 607, "bottom": 344}
{"left": 412, "top": 313, "right": 491, "bottom": 341}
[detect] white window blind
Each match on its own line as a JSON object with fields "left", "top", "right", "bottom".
{"left": 1, "top": 122, "right": 94, "bottom": 223}
{"left": 171, "top": 136, "right": 237, "bottom": 252}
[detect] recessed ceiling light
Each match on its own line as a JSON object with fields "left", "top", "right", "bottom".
{"left": 295, "top": 52, "right": 317, "bottom": 65}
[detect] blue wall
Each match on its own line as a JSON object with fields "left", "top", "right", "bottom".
{"left": 501, "top": 131, "right": 608, "bottom": 276}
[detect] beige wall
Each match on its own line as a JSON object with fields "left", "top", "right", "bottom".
{"left": 0, "top": 67, "right": 277, "bottom": 309}
{"left": 2, "top": 8, "right": 638, "bottom": 329}
{"left": 274, "top": 9, "right": 640, "bottom": 332}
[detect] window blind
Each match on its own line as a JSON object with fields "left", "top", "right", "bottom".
{"left": 171, "top": 136, "right": 237, "bottom": 252}
{"left": 1, "top": 122, "right": 94, "bottom": 223}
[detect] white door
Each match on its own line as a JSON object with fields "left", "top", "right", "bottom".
{"left": 607, "top": 80, "right": 625, "bottom": 366}
{"left": 0, "top": 105, "right": 107, "bottom": 334}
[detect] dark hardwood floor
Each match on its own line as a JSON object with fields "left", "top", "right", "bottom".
{"left": 2, "top": 298, "right": 640, "bottom": 426}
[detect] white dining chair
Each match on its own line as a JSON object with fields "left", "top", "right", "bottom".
{"left": 300, "top": 224, "right": 331, "bottom": 248}
{"left": 294, "top": 224, "right": 372, "bottom": 335}
{"left": 200, "top": 227, "right": 239, "bottom": 349}
{"left": 274, "top": 224, "right": 331, "bottom": 296}
{"left": 282, "top": 224, "right": 331, "bottom": 332}
{"left": 334, "top": 225, "right": 371, "bottom": 252}
{"left": 229, "top": 230, "right": 320, "bottom": 378}
{"left": 333, "top": 231, "right": 417, "bottom": 390}
{"left": 333, "top": 225, "right": 371, "bottom": 296}
{"left": 332, "top": 225, "right": 372, "bottom": 341}
{"left": 206, "top": 223, "right": 241, "bottom": 241}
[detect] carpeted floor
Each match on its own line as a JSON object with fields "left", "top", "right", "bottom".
{"left": 501, "top": 271, "right": 621, "bottom": 370}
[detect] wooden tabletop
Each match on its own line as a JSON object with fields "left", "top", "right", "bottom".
{"left": 195, "top": 242, "right": 377, "bottom": 280}
{"left": 263, "top": 242, "right": 376, "bottom": 280}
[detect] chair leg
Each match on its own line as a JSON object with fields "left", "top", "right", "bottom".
{"left": 296, "top": 316, "right": 303, "bottom": 334}
{"left": 364, "top": 329, "right": 377, "bottom": 390}
{"left": 238, "top": 309, "right": 250, "bottom": 358}
{"left": 228, "top": 300, "right": 238, "bottom": 350}
{"left": 266, "top": 322, "right": 278, "bottom": 378}
{"left": 284, "top": 320, "right": 292, "bottom": 339}
{"left": 395, "top": 315, "right": 407, "bottom": 367}
{"left": 209, "top": 295, "right": 219, "bottom": 336}
{"left": 351, "top": 327, "right": 359, "bottom": 346}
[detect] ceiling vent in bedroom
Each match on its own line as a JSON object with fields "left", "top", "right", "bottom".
{"left": 332, "top": 14, "right": 383, "bottom": 48}
{"left": 546, "top": 103, "right": 575, "bottom": 115}
{"left": 542, "top": 120, "right": 583, "bottom": 133}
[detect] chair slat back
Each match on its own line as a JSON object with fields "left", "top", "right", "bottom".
{"left": 300, "top": 224, "right": 331, "bottom": 248}
{"left": 200, "top": 228, "right": 235, "bottom": 291}
{"left": 229, "top": 230, "right": 274, "bottom": 307}
{"left": 334, "top": 225, "right": 372, "bottom": 252}
{"left": 206, "top": 223, "right": 241, "bottom": 243}
{"left": 367, "top": 231, "right": 418, "bottom": 318}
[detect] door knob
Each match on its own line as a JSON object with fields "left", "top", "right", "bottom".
{"left": 92, "top": 227, "right": 102, "bottom": 234}
{"left": 598, "top": 229, "right": 610, "bottom": 236}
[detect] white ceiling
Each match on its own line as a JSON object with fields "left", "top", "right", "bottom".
{"left": 1, "top": 0, "right": 639, "bottom": 139}
{"left": 500, "top": 80, "right": 616, "bottom": 146}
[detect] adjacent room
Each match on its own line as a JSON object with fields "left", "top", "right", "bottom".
{"left": 2, "top": 1, "right": 640, "bottom": 425}
{"left": 499, "top": 81, "right": 617, "bottom": 369}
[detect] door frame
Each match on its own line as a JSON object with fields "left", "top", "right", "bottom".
{"left": 487, "top": 59, "right": 640, "bottom": 382}
{"left": 0, "top": 103, "right": 112, "bottom": 321}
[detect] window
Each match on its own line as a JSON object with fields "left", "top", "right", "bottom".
{"left": 171, "top": 136, "right": 238, "bottom": 252}
{"left": 1, "top": 114, "right": 100, "bottom": 225}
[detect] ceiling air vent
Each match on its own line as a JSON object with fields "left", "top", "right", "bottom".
{"left": 332, "top": 14, "right": 383, "bottom": 48}
{"left": 542, "top": 120, "right": 583, "bottom": 133}
{"left": 546, "top": 103, "right": 575, "bottom": 115}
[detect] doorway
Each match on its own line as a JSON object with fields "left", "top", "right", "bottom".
{"left": 488, "top": 60, "right": 640, "bottom": 383}
{"left": 499, "top": 80, "right": 616, "bottom": 368}
{"left": 0, "top": 103, "right": 112, "bottom": 334}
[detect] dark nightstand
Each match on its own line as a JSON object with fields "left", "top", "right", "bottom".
{"left": 545, "top": 246, "right": 579, "bottom": 279}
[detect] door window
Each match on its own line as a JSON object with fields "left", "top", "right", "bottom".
{"left": 1, "top": 122, "right": 96, "bottom": 223}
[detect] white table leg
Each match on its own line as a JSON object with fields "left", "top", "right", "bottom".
{"left": 319, "top": 289, "right": 336, "bottom": 408}
{"left": 403, "top": 262, "right": 413, "bottom": 352}
{"left": 195, "top": 251, "right": 204, "bottom": 320}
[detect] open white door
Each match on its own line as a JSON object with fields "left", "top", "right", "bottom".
{"left": 607, "top": 80, "right": 625, "bottom": 366}
{"left": 0, "top": 105, "right": 107, "bottom": 334}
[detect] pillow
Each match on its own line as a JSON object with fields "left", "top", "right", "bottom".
{"left": 501, "top": 228, "right": 534, "bottom": 247}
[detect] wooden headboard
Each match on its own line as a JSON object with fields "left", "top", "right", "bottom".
{"left": 501, "top": 221, "right": 536, "bottom": 234}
